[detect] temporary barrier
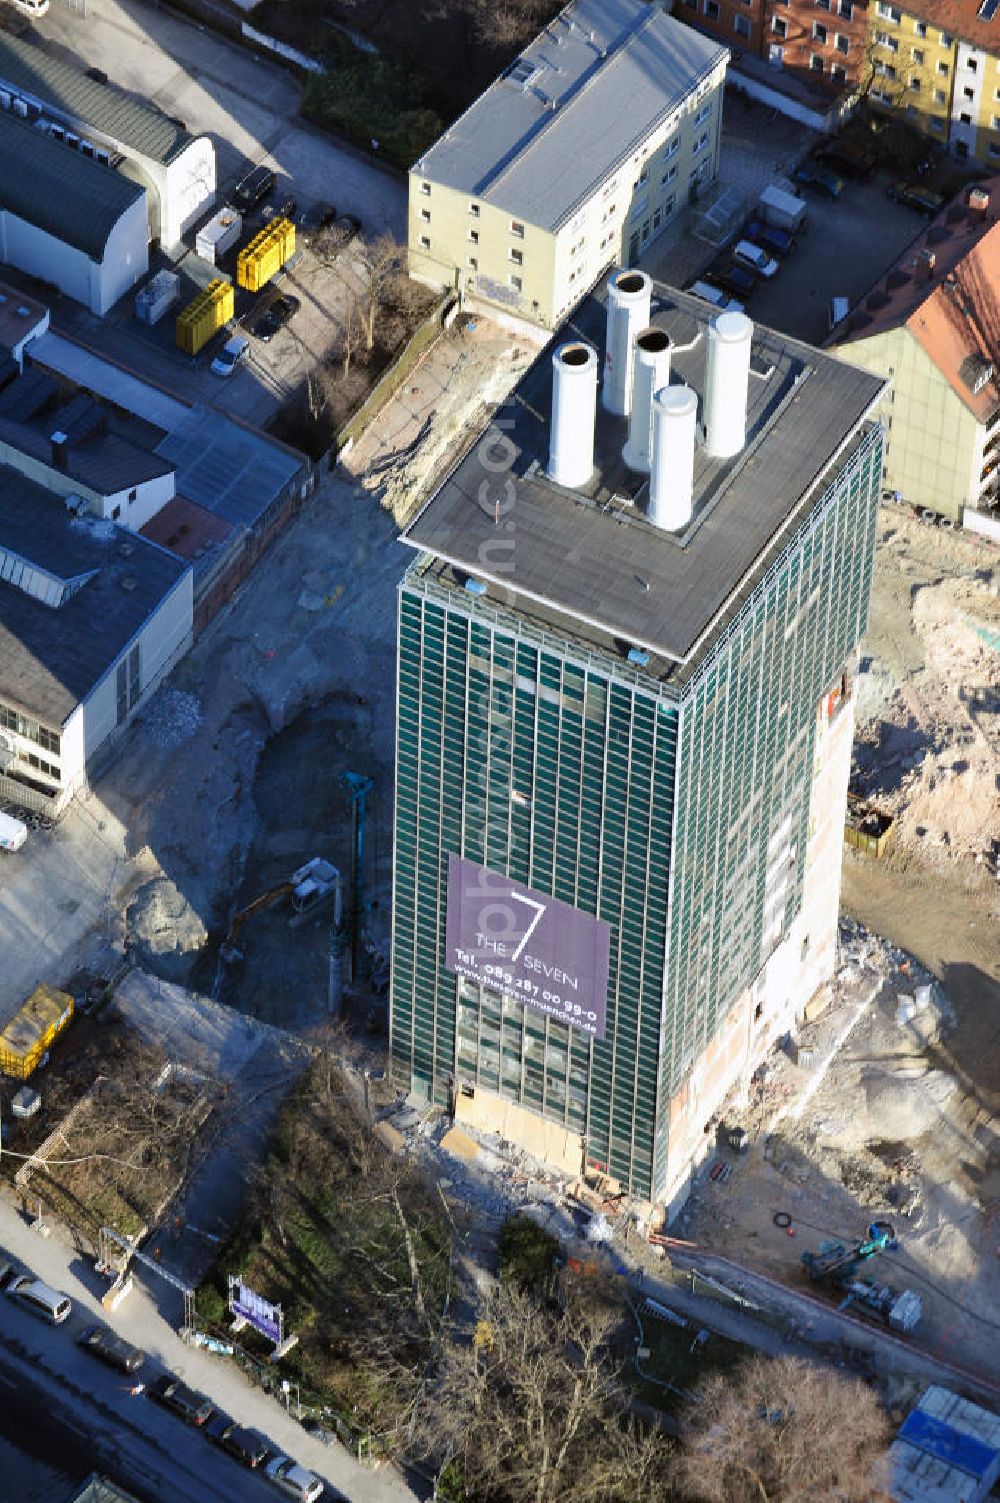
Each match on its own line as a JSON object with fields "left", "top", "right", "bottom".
{"left": 0, "top": 983, "right": 74, "bottom": 1080}
{"left": 236, "top": 218, "right": 296, "bottom": 292}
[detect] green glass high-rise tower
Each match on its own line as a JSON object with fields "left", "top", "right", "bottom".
{"left": 391, "top": 280, "right": 885, "bottom": 1211}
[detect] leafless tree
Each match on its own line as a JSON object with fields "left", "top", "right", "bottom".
{"left": 410, "top": 1275, "right": 673, "bottom": 1503}
{"left": 352, "top": 234, "right": 406, "bottom": 350}
{"left": 675, "top": 1354, "right": 890, "bottom": 1503}
{"left": 470, "top": 0, "right": 551, "bottom": 50}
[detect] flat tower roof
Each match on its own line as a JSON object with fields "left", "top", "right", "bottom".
{"left": 403, "top": 281, "right": 885, "bottom": 684}
{"left": 412, "top": 0, "right": 726, "bottom": 233}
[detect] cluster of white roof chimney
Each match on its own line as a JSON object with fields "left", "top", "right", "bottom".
{"left": 547, "top": 270, "right": 754, "bottom": 531}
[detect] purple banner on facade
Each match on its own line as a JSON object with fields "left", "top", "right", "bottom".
{"left": 445, "top": 854, "right": 610, "bottom": 1040}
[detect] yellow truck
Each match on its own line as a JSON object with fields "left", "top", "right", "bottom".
{"left": 0, "top": 984, "right": 74, "bottom": 1079}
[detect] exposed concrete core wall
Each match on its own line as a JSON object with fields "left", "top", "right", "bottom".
{"left": 454, "top": 1087, "right": 585, "bottom": 1179}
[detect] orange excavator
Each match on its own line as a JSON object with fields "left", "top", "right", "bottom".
{"left": 220, "top": 883, "right": 293, "bottom": 963}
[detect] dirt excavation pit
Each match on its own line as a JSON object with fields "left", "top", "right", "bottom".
{"left": 211, "top": 691, "right": 394, "bottom": 1028}
{"left": 676, "top": 920, "right": 1000, "bottom": 1384}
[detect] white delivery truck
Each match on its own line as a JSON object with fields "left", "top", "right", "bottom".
{"left": 757, "top": 184, "right": 808, "bottom": 234}
{"left": 0, "top": 810, "right": 28, "bottom": 852}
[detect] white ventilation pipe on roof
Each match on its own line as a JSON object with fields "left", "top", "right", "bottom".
{"left": 603, "top": 269, "right": 652, "bottom": 416}
{"left": 623, "top": 326, "right": 672, "bottom": 474}
{"left": 547, "top": 341, "right": 598, "bottom": 489}
{"left": 649, "top": 385, "right": 697, "bottom": 532}
{"left": 703, "top": 311, "right": 753, "bottom": 460}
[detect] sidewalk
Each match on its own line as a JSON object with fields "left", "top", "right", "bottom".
{"left": 0, "top": 1195, "right": 418, "bottom": 1503}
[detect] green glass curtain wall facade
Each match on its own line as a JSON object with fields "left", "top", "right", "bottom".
{"left": 391, "top": 424, "right": 884, "bottom": 1201}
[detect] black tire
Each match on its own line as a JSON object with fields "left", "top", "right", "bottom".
{"left": 772, "top": 1211, "right": 792, "bottom": 1229}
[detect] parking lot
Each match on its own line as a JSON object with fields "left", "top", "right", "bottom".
{"left": 29, "top": 0, "right": 407, "bottom": 429}
{"left": 643, "top": 92, "right": 957, "bottom": 348}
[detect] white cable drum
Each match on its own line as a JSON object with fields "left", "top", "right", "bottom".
{"left": 622, "top": 326, "right": 672, "bottom": 474}
{"left": 649, "top": 384, "right": 698, "bottom": 532}
{"left": 703, "top": 310, "right": 753, "bottom": 460}
{"left": 602, "top": 269, "right": 653, "bottom": 416}
{"left": 547, "top": 341, "right": 598, "bottom": 489}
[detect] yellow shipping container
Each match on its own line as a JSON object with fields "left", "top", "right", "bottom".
{"left": 0, "top": 983, "right": 74, "bottom": 1080}
{"left": 176, "top": 279, "right": 235, "bottom": 355}
{"left": 236, "top": 218, "right": 296, "bottom": 293}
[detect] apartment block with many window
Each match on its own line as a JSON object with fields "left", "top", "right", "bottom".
{"left": 408, "top": 0, "right": 727, "bottom": 329}
{"left": 391, "top": 280, "right": 885, "bottom": 1211}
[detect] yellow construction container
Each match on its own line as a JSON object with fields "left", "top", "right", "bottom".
{"left": 0, "top": 983, "right": 74, "bottom": 1080}
{"left": 175, "top": 279, "right": 235, "bottom": 355}
{"left": 236, "top": 217, "right": 296, "bottom": 293}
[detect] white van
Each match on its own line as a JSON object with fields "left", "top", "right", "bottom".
{"left": 9, "top": 0, "right": 50, "bottom": 14}
{"left": 7, "top": 1276, "right": 72, "bottom": 1324}
{"left": 0, "top": 810, "right": 27, "bottom": 852}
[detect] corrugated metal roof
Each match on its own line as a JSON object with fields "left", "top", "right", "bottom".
{"left": 29, "top": 332, "right": 192, "bottom": 433}
{"left": 0, "top": 32, "right": 192, "bottom": 165}
{"left": 900, "top": 1411, "right": 1000, "bottom": 1481}
{"left": 155, "top": 406, "right": 304, "bottom": 529}
{"left": 0, "top": 111, "right": 142, "bottom": 259}
{"left": 413, "top": 0, "right": 726, "bottom": 232}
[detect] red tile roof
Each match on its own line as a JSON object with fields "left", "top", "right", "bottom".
{"left": 901, "top": 0, "right": 1000, "bottom": 54}
{"left": 834, "top": 177, "right": 1000, "bottom": 421}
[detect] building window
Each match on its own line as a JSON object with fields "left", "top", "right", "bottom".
{"left": 469, "top": 202, "right": 480, "bottom": 217}
{"left": 653, "top": 207, "right": 662, "bottom": 229}
{"left": 661, "top": 163, "right": 678, "bottom": 185}
{"left": 963, "top": 86, "right": 975, "bottom": 100}
{"left": 968, "top": 57, "right": 979, "bottom": 71}
{"left": 990, "top": 142, "right": 1000, "bottom": 157}
{"left": 960, "top": 111, "right": 972, "bottom": 123}
{"left": 938, "top": 60, "right": 949, "bottom": 74}
{"left": 695, "top": 101, "right": 713, "bottom": 123}
{"left": 510, "top": 220, "right": 525, "bottom": 238}
{"left": 935, "top": 89, "right": 947, "bottom": 103}
{"left": 912, "top": 48, "right": 924, "bottom": 64}
{"left": 509, "top": 274, "right": 522, "bottom": 291}
{"left": 810, "top": 53, "right": 824, "bottom": 71}
{"left": 875, "top": 1, "right": 900, "bottom": 18}
{"left": 914, "top": 20, "right": 926, "bottom": 36}
{"left": 420, "top": 181, "right": 430, "bottom": 195}
{"left": 909, "top": 76, "right": 921, "bottom": 91}
{"left": 112, "top": 505, "right": 121, "bottom": 520}
{"left": 704, "top": 0, "right": 720, "bottom": 18}
{"left": 838, "top": 0, "right": 852, "bottom": 15}
{"left": 941, "top": 33, "right": 953, "bottom": 47}
{"left": 877, "top": 32, "right": 899, "bottom": 51}
{"left": 468, "top": 256, "right": 477, "bottom": 269}
{"left": 734, "top": 12, "right": 750, "bottom": 36}
{"left": 815, "top": 0, "right": 830, "bottom": 9}
{"left": 419, "top": 235, "right": 430, "bottom": 249}
{"left": 509, "top": 248, "right": 523, "bottom": 265}
{"left": 835, "top": 33, "right": 849, "bottom": 53}
{"left": 419, "top": 208, "right": 430, "bottom": 222}
{"left": 469, "top": 229, "right": 479, "bottom": 243}
{"left": 772, "top": 16, "right": 787, "bottom": 36}
{"left": 692, "top": 131, "right": 710, "bottom": 155}
{"left": 831, "top": 63, "right": 847, "bottom": 82}
{"left": 664, "top": 135, "right": 680, "bottom": 158}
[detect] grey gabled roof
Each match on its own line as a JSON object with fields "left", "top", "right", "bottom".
{"left": 412, "top": 0, "right": 727, "bottom": 233}
{"left": 0, "top": 111, "right": 142, "bottom": 260}
{"left": 0, "top": 466, "right": 189, "bottom": 727}
{"left": 0, "top": 32, "right": 192, "bottom": 164}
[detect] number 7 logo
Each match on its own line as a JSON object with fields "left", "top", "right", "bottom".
{"left": 508, "top": 891, "right": 546, "bottom": 961}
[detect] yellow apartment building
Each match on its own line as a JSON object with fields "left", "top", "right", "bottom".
{"left": 407, "top": 0, "right": 728, "bottom": 329}
{"left": 830, "top": 179, "right": 1000, "bottom": 522}
{"left": 867, "top": 2, "right": 1000, "bottom": 163}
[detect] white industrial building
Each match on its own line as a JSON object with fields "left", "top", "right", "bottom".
{"left": 0, "top": 466, "right": 192, "bottom": 813}
{"left": 0, "top": 32, "right": 215, "bottom": 252}
{"left": 0, "top": 112, "right": 148, "bottom": 315}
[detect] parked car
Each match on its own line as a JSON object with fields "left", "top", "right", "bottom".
{"left": 706, "top": 260, "right": 757, "bottom": 299}
{"left": 78, "top": 1325, "right": 145, "bottom": 1375}
{"left": 148, "top": 1374, "right": 214, "bottom": 1425}
{"left": 232, "top": 165, "right": 276, "bottom": 214}
{"left": 6, "top": 1276, "right": 71, "bottom": 1324}
{"left": 794, "top": 161, "right": 844, "bottom": 199}
{"left": 812, "top": 139, "right": 878, "bottom": 181}
{"left": 252, "top": 295, "right": 300, "bottom": 343}
{"left": 297, "top": 202, "right": 337, "bottom": 243}
{"left": 265, "top": 1455, "right": 325, "bottom": 1501}
{"left": 886, "top": 181, "right": 946, "bottom": 214}
{"left": 742, "top": 219, "right": 795, "bottom": 258}
{"left": 0, "top": 1261, "right": 22, "bottom": 1290}
{"left": 205, "top": 1414, "right": 270, "bottom": 1467}
{"left": 299, "top": 1416, "right": 334, "bottom": 1446}
{"left": 732, "top": 239, "right": 779, "bottom": 279}
{"left": 688, "top": 280, "right": 745, "bottom": 314}
{"left": 211, "top": 333, "right": 249, "bottom": 377}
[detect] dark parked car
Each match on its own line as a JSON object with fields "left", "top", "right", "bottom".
{"left": 232, "top": 166, "right": 277, "bottom": 214}
{"left": 148, "top": 1374, "right": 214, "bottom": 1425}
{"left": 297, "top": 202, "right": 337, "bottom": 243}
{"left": 742, "top": 219, "right": 796, "bottom": 258}
{"left": 205, "top": 1414, "right": 270, "bottom": 1467}
{"left": 707, "top": 260, "right": 757, "bottom": 299}
{"left": 78, "top": 1325, "right": 144, "bottom": 1375}
{"left": 794, "top": 161, "right": 844, "bottom": 199}
{"left": 886, "top": 181, "right": 946, "bottom": 214}
{"left": 812, "top": 139, "right": 878, "bottom": 181}
{"left": 252, "top": 294, "right": 300, "bottom": 342}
